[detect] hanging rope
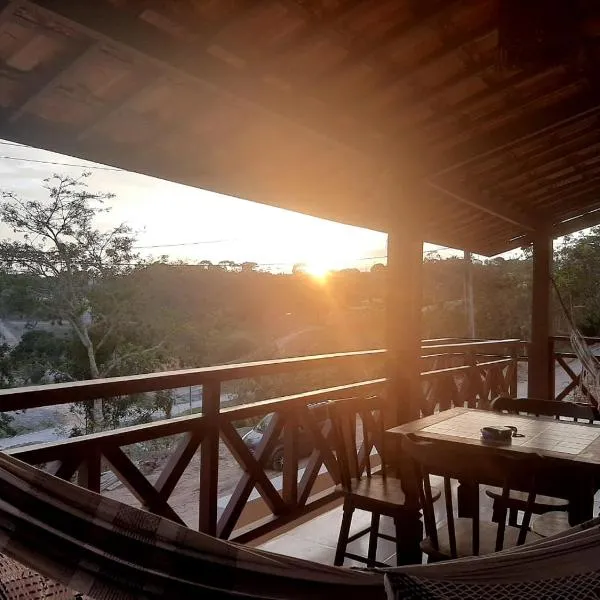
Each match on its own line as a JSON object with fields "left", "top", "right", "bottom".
{"left": 551, "top": 277, "right": 599, "bottom": 409}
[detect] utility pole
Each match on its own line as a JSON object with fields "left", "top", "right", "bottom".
{"left": 464, "top": 251, "right": 475, "bottom": 339}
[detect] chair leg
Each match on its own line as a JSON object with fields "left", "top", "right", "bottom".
{"left": 508, "top": 507, "right": 519, "bottom": 527}
{"left": 367, "top": 513, "right": 380, "bottom": 568}
{"left": 334, "top": 504, "right": 353, "bottom": 566}
{"left": 491, "top": 499, "right": 503, "bottom": 523}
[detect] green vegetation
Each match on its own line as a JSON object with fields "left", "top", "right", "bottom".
{"left": 1, "top": 173, "right": 600, "bottom": 437}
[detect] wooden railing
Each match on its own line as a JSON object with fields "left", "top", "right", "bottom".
{"left": 551, "top": 335, "right": 600, "bottom": 404}
{"left": 420, "top": 339, "right": 521, "bottom": 415}
{"left": 0, "top": 339, "right": 521, "bottom": 543}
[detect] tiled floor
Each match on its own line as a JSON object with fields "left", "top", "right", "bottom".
{"left": 257, "top": 481, "right": 600, "bottom": 568}
{"left": 257, "top": 477, "right": 481, "bottom": 567}
{"left": 257, "top": 505, "right": 399, "bottom": 567}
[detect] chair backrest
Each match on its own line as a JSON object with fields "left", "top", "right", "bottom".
{"left": 328, "top": 395, "right": 389, "bottom": 491}
{"left": 401, "top": 434, "right": 542, "bottom": 558}
{"left": 492, "top": 396, "right": 596, "bottom": 422}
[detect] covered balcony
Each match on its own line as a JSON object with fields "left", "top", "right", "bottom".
{"left": 1, "top": 0, "right": 600, "bottom": 597}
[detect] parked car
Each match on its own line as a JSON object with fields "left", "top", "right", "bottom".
{"left": 242, "top": 402, "right": 330, "bottom": 471}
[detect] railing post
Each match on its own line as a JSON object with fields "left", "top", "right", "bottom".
{"left": 199, "top": 379, "right": 220, "bottom": 536}
{"left": 77, "top": 448, "right": 101, "bottom": 492}
{"left": 465, "top": 350, "right": 477, "bottom": 408}
{"left": 282, "top": 412, "right": 298, "bottom": 508}
{"left": 509, "top": 343, "right": 518, "bottom": 398}
{"left": 548, "top": 337, "right": 556, "bottom": 401}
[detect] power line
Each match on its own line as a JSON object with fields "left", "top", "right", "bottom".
{"left": 133, "top": 238, "right": 240, "bottom": 249}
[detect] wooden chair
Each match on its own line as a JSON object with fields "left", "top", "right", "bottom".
{"left": 401, "top": 433, "right": 543, "bottom": 561}
{"left": 329, "top": 395, "right": 440, "bottom": 568}
{"left": 487, "top": 396, "right": 597, "bottom": 525}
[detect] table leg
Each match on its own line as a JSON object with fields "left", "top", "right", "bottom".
{"left": 395, "top": 510, "right": 423, "bottom": 566}
{"left": 392, "top": 438, "right": 423, "bottom": 564}
{"left": 457, "top": 481, "right": 478, "bottom": 518}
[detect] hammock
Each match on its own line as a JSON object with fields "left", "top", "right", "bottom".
{"left": 0, "top": 451, "right": 381, "bottom": 599}
{"left": 552, "top": 278, "right": 600, "bottom": 410}
{"left": 2, "top": 452, "right": 600, "bottom": 599}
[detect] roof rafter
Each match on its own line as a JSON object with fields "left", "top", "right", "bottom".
{"left": 314, "top": 0, "right": 465, "bottom": 89}
{"left": 261, "top": 0, "right": 366, "bottom": 64}
{"left": 426, "top": 180, "right": 537, "bottom": 231}
{"left": 76, "top": 72, "right": 163, "bottom": 140}
{"left": 26, "top": 0, "right": 388, "bottom": 161}
{"left": 484, "top": 145, "right": 600, "bottom": 195}
{"left": 470, "top": 127, "right": 600, "bottom": 189}
{"left": 553, "top": 209, "right": 600, "bottom": 238}
{"left": 432, "top": 92, "right": 600, "bottom": 178}
{"left": 359, "top": 22, "right": 496, "bottom": 111}
{"left": 395, "top": 64, "right": 557, "bottom": 138}
{"left": 332, "top": 21, "right": 496, "bottom": 126}
{"left": 8, "top": 42, "right": 98, "bottom": 123}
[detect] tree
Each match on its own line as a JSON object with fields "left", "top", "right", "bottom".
{"left": 0, "top": 173, "right": 159, "bottom": 430}
{"left": 240, "top": 261, "right": 258, "bottom": 273}
{"left": 291, "top": 263, "right": 306, "bottom": 275}
{"left": 0, "top": 341, "right": 16, "bottom": 437}
{"left": 217, "top": 260, "right": 239, "bottom": 272}
{"left": 370, "top": 262, "right": 386, "bottom": 273}
{"left": 554, "top": 228, "right": 600, "bottom": 335}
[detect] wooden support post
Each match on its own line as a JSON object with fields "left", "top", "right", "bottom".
{"left": 199, "top": 380, "right": 220, "bottom": 535}
{"left": 386, "top": 218, "right": 424, "bottom": 425}
{"left": 528, "top": 229, "right": 553, "bottom": 400}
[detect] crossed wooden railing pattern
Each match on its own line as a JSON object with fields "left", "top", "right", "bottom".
{"left": 420, "top": 339, "right": 520, "bottom": 415}
{"left": 552, "top": 335, "right": 600, "bottom": 405}
{"left": 0, "top": 339, "right": 521, "bottom": 543}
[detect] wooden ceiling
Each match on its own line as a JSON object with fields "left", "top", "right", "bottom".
{"left": 0, "top": 0, "right": 599, "bottom": 255}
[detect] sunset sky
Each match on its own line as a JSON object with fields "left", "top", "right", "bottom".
{"left": 0, "top": 139, "right": 467, "bottom": 271}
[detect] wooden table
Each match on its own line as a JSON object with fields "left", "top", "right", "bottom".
{"left": 387, "top": 407, "right": 600, "bottom": 526}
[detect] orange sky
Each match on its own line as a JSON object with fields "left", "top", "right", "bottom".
{"left": 0, "top": 139, "right": 466, "bottom": 271}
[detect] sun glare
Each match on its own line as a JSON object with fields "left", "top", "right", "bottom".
{"left": 304, "top": 263, "right": 331, "bottom": 282}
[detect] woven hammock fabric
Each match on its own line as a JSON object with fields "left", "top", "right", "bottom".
{"left": 1, "top": 450, "right": 600, "bottom": 599}
{"left": 0, "top": 451, "right": 382, "bottom": 599}
{"left": 385, "top": 518, "right": 600, "bottom": 599}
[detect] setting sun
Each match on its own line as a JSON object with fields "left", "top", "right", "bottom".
{"left": 304, "top": 263, "right": 331, "bottom": 282}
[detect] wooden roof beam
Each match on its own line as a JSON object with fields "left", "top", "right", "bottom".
{"left": 469, "top": 127, "right": 600, "bottom": 190}
{"left": 76, "top": 73, "right": 163, "bottom": 140}
{"left": 432, "top": 92, "right": 600, "bottom": 178}
{"left": 550, "top": 195, "right": 600, "bottom": 227}
{"left": 262, "top": 0, "right": 366, "bottom": 60}
{"left": 340, "top": 21, "right": 496, "bottom": 120}
{"left": 514, "top": 199, "right": 600, "bottom": 248}
{"left": 553, "top": 209, "right": 600, "bottom": 238}
{"left": 26, "top": 0, "right": 387, "bottom": 161}
{"left": 426, "top": 180, "right": 537, "bottom": 231}
{"left": 7, "top": 42, "right": 98, "bottom": 123}
{"left": 484, "top": 145, "right": 600, "bottom": 196}
{"left": 520, "top": 169, "right": 600, "bottom": 204}
{"left": 532, "top": 176, "right": 600, "bottom": 211}
{"left": 316, "top": 0, "right": 465, "bottom": 85}
{"left": 396, "top": 65, "right": 557, "bottom": 139}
